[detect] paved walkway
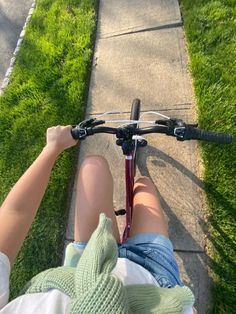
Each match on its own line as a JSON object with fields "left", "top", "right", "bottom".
{"left": 0, "top": 0, "right": 32, "bottom": 85}
{"left": 66, "top": 0, "right": 209, "bottom": 312}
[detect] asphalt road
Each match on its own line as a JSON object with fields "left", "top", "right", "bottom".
{"left": 0, "top": 0, "right": 32, "bottom": 85}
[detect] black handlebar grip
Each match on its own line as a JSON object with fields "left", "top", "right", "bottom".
{"left": 184, "top": 126, "right": 233, "bottom": 144}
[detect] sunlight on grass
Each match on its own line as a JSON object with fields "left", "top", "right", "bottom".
{"left": 181, "top": 1, "right": 236, "bottom": 312}
{"left": 0, "top": 0, "right": 97, "bottom": 298}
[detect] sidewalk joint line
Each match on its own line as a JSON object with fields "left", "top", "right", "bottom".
{"left": 101, "top": 21, "right": 183, "bottom": 39}
{"left": 89, "top": 104, "right": 192, "bottom": 116}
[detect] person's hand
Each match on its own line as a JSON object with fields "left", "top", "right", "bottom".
{"left": 45, "top": 125, "right": 78, "bottom": 155}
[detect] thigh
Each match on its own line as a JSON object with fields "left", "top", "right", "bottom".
{"left": 130, "top": 176, "right": 168, "bottom": 237}
{"left": 118, "top": 233, "right": 183, "bottom": 287}
{"left": 74, "top": 155, "right": 120, "bottom": 243}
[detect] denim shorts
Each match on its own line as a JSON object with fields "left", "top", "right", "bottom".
{"left": 72, "top": 232, "right": 183, "bottom": 288}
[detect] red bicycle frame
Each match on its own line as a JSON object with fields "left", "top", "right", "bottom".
{"left": 121, "top": 151, "right": 136, "bottom": 243}
{"left": 70, "top": 99, "right": 233, "bottom": 245}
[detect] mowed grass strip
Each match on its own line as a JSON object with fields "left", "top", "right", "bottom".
{"left": 181, "top": 1, "right": 236, "bottom": 312}
{"left": 0, "top": 0, "right": 97, "bottom": 298}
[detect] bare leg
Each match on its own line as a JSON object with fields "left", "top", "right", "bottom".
{"left": 130, "top": 176, "right": 169, "bottom": 237}
{"left": 74, "top": 155, "right": 120, "bottom": 243}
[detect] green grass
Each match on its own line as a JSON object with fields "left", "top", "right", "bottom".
{"left": 0, "top": 0, "right": 98, "bottom": 298}
{"left": 180, "top": 1, "right": 236, "bottom": 313}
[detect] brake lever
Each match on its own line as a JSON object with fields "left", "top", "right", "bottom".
{"left": 188, "top": 123, "right": 198, "bottom": 127}
{"left": 79, "top": 118, "right": 95, "bottom": 128}
{"left": 91, "top": 120, "right": 106, "bottom": 127}
{"left": 156, "top": 118, "right": 198, "bottom": 128}
{"left": 155, "top": 118, "right": 185, "bottom": 127}
{"left": 79, "top": 118, "right": 105, "bottom": 128}
{"left": 155, "top": 118, "right": 198, "bottom": 140}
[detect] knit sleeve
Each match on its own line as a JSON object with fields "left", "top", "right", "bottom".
{"left": 125, "top": 284, "right": 195, "bottom": 313}
{"left": 0, "top": 251, "right": 10, "bottom": 309}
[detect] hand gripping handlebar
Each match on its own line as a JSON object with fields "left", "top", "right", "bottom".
{"left": 71, "top": 118, "right": 233, "bottom": 144}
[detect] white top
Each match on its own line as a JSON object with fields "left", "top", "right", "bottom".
{"left": 0, "top": 251, "right": 193, "bottom": 313}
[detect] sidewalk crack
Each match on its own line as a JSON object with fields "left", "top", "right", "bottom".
{"left": 101, "top": 21, "right": 183, "bottom": 39}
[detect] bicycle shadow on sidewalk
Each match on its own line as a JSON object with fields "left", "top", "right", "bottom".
{"left": 136, "top": 144, "right": 236, "bottom": 253}
{"left": 136, "top": 144, "right": 235, "bottom": 311}
{"left": 137, "top": 144, "right": 205, "bottom": 249}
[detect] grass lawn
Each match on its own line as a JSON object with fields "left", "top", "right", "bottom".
{"left": 0, "top": 0, "right": 98, "bottom": 298}
{"left": 180, "top": 1, "right": 236, "bottom": 313}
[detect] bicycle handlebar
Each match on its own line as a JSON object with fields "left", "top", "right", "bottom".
{"left": 71, "top": 124, "right": 233, "bottom": 144}
{"left": 180, "top": 126, "right": 233, "bottom": 144}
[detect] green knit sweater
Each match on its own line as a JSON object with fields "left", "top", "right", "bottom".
{"left": 23, "top": 213, "right": 194, "bottom": 313}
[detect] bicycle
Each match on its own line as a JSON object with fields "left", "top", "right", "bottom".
{"left": 71, "top": 99, "right": 233, "bottom": 244}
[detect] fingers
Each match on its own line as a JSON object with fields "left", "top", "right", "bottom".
{"left": 46, "top": 125, "right": 79, "bottom": 154}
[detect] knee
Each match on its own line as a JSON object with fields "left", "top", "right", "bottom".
{"left": 134, "top": 176, "right": 152, "bottom": 186}
{"left": 79, "top": 155, "right": 110, "bottom": 175}
{"left": 78, "top": 155, "right": 113, "bottom": 187}
{"left": 134, "top": 176, "right": 156, "bottom": 194}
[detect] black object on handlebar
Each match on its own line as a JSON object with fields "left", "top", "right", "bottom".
{"left": 176, "top": 126, "right": 233, "bottom": 144}
{"left": 71, "top": 125, "right": 117, "bottom": 140}
{"left": 71, "top": 126, "right": 87, "bottom": 140}
{"left": 159, "top": 118, "right": 233, "bottom": 144}
{"left": 71, "top": 121, "right": 233, "bottom": 144}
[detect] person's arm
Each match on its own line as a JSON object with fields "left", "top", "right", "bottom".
{"left": 0, "top": 125, "right": 78, "bottom": 266}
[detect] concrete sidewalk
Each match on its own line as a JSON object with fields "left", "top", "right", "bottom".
{"left": 65, "top": 1, "right": 210, "bottom": 312}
